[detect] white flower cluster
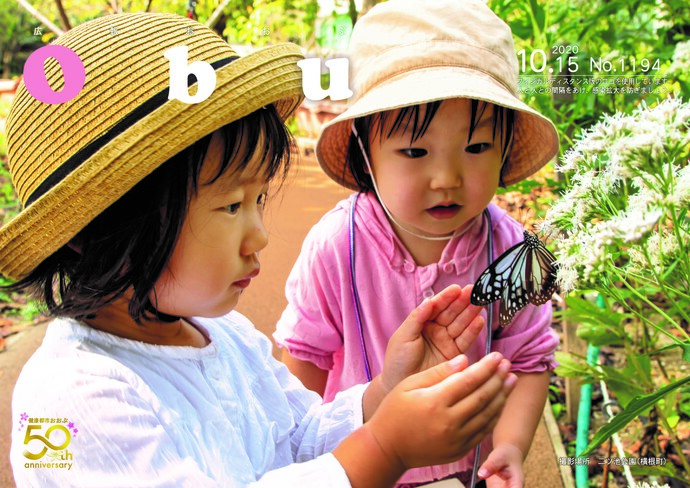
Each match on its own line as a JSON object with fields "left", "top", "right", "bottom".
{"left": 667, "top": 40, "right": 690, "bottom": 80}
{"left": 634, "top": 483, "right": 670, "bottom": 488}
{"left": 543, "top": 98, "right": 690, "bottom": 293}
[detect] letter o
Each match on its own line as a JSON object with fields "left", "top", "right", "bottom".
{"left": 23, "top": 45, "right": 85, "bottom": 104}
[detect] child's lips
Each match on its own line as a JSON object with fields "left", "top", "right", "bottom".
{"left": 426, "top": 203, "right": 462, "bottom": 220}
{"left": 233, "top": 268, "right": 260, "bottom": 289}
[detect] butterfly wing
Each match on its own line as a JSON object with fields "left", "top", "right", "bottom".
{"left": 497, "top": 244, "right": 531, "bottom": 326}
{"left": 470, "top": 240, "right": 528, "bottom": 307}
{"left": 472, "top": 231, "right": 559, "bottom": 327}
{"left": 525, "top": 240, "right": 559, "bottom": 306}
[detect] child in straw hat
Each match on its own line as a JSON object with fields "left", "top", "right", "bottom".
{"left": 274, "top": 0, "right": 560, "bottom": 486}
{"left": 2, "top": 12, "right": 516, "bottom": 488}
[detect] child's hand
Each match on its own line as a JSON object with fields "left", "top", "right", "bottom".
{"left": 381, "top": 284, "right": 484, "bottom": 393}
{"left": 478, "top": 443, "right": 525, "bottom": 488}
{"left": 364, "top": 353, "right": 516, "bottom": 471}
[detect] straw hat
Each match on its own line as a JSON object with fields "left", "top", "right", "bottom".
{"left": 316, "top": 0, "right": 559, "bottom": 191}
{"left": 0, "top": 13, "right": 304, "bottom": 280}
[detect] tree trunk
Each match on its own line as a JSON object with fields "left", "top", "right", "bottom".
{"left": 54, "top": 0, "right": 71, "bottom": 31}
{"left": 206, "top": 0, "right": 233, "bottom": 31}
{"left": 2, "top": 37, "right": 19, "bottom": 79}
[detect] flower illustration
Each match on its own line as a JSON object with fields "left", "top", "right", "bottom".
{"left": 20, "top": 413, "right": 28, "bottom": 421}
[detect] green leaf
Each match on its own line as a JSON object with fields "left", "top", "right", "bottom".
{"left": 554, "top": 351, "right": 593, "bottom": 378}
{"left": 579, "top": 375, "right": 690, "bottom": 456}
{"left": 576, "top": 322, "right": 624, "bottom": 346}
{"left": 555, "top": 295, "right": 628, "bottom": 331}
{"left": 597, "top": 364, "right": 644, "bottom": 407}
{"left": 629, "top": 462, "right": 678, "bottom": 480}
{"left": 529, "top": 0, "right": 545, "bottom": 34}
{"left": 624, "top": 354, "right": 651, "bottom": 383}
{"left": 679, "top": 390, "right": 690, "bottom": 418}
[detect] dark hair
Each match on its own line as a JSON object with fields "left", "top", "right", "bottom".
{"left": 345, "top": 99, "right": 515, "bottom": 191}
{"left": 4, "top": 104, "right": 293, "bottom": 324}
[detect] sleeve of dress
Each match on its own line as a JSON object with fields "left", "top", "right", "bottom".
{"left": 490, "top": 300, "right": 559, "bottom": 372}
{"left": 252, "top": 329, "right": 367, "bottom": 487}
{"left": 273, "top": 207, "right": 350, "bottom": 371}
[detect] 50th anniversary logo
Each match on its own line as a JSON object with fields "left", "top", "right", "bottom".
{"left": 17, "top": 413, "right": 78, "bottom": 470}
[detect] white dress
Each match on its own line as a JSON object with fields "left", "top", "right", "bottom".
{"left": 11, "top": 311, "right": 365, "bottom": 487}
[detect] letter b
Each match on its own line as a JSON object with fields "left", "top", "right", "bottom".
{"left": 164, "top": 46, "right": 216, "bottom": 104}
{"left": 297, "top": 58, "right": 353, "bottom": 101}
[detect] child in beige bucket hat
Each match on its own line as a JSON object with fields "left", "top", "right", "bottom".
{"left": 2, "top": 11, "right": 515, "bottom": 488}
{"left": 274, "top": 0, "right": 560, "bottom": 486}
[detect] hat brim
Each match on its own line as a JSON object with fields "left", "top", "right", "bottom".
{"left": 0, "top": 43, "right": 304, "bottom": 280}
{"left": 316, "top": 66, "right": 559, "bottom": 190}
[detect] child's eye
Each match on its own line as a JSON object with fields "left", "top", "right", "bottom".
{"left": 226, "top": 202, "right": 241, "bottom": 215}
{"left": 466, "top": 143, "right": 492, "bottom": 154}
{"left": 399, "top": 148, "right": 428, "bottom": 158}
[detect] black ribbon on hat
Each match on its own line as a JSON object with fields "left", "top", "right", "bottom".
{"left": 25, "top": 57, "right": 238, "bottom": 207}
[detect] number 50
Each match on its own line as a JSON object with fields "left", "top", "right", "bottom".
{"left": 23, "top": 424, "right": 71, "bottom": 460}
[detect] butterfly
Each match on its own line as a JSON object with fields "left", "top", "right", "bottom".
{"left": 470, "top": 230, "right": 558, "bottom": 327}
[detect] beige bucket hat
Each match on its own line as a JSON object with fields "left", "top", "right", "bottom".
{"left": 316, "top": 0, "right": 559, "bottom": 191}
{"left": 0, "top": 12, "right": 304, "bottom": 280}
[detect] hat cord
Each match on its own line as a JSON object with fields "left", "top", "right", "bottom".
{"left": 352, "top": 125, "right": 474, "bottom": 242}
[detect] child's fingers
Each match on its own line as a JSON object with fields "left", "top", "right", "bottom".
{"left": 477, "top": 449, "right": 508, "bottom": 480}
{"left": 433, "top": 285, "right": 483, "bottom": 327}
{"left": 451, "top": 315, "right": 485, "bottom": 353}
{"left": 402, "top": 354, "right": 469, "bottom": 390}
{"left": 418, "top": 285, "right": 464, "bottom": 322}
{"left": 478, "top": 445, "right": 524, "bottom": 484}
{"left": 447, "top": 370, "right": 517, "bottom": 444}
{"left": 426, "top": 353, "right": 506, "bottom": 405}
{"left": 395, "top": 285, "right": 463, "bottom": 341}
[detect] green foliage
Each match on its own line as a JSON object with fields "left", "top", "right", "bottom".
{"left": 0, "top": 2, "right": 35, "bottom": 77}
{"left": 554, "top": 295, "right": 631, "bottom": 347}
{"left": 545, "top": 95, "right": 690, "bottom": 481}
{"left": 0, "top": 275, "right": 14, "bottom": 302}
{"left": 489, "top": 0, "right": 690, "bottom": 154}
{"left": 222, "top": 0, "right": 319, "bottom": 48}
{"left": 580, "top": 375, "right": 690, "bottom": 456}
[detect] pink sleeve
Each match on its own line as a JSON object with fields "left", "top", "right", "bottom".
{"left": 273, "top": 210, "right": 349, "bottom": 371}
{"left": 490, "top": 300, "right": 559, "bottom": 372}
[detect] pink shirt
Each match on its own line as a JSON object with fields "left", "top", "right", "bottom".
{"left": 274, "top": 191, "right": 558, "bottom": 483}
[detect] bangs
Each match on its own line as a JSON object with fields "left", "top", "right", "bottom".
{"left": 372, "top": 101, "right": 443, "bottom": 145}
{"left": 196, "top": 104, "right": 293, "bottom": 191}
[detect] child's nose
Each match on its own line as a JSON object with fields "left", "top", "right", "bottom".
{"left": 241, "top": 212, "right": 269, "bottom": 256}
{"left": 429, "top": 157, "right": 462, "bottom": 190}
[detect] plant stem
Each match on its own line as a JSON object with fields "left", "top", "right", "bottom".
{"left": 657, "top": 407, "right": 690, "bottom": 477}
{"left": 641, "top": 241, "right": 690, "bottom": 326}
{"left": 610, "top": 269, "right": 690, "bottom": 343}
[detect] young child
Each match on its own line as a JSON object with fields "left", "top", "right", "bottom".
{"left": 274, "top": 1, "right": 560, "bottom": 487}
{"left": 2, "top": 12, "right": 517, "bottom": 488}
